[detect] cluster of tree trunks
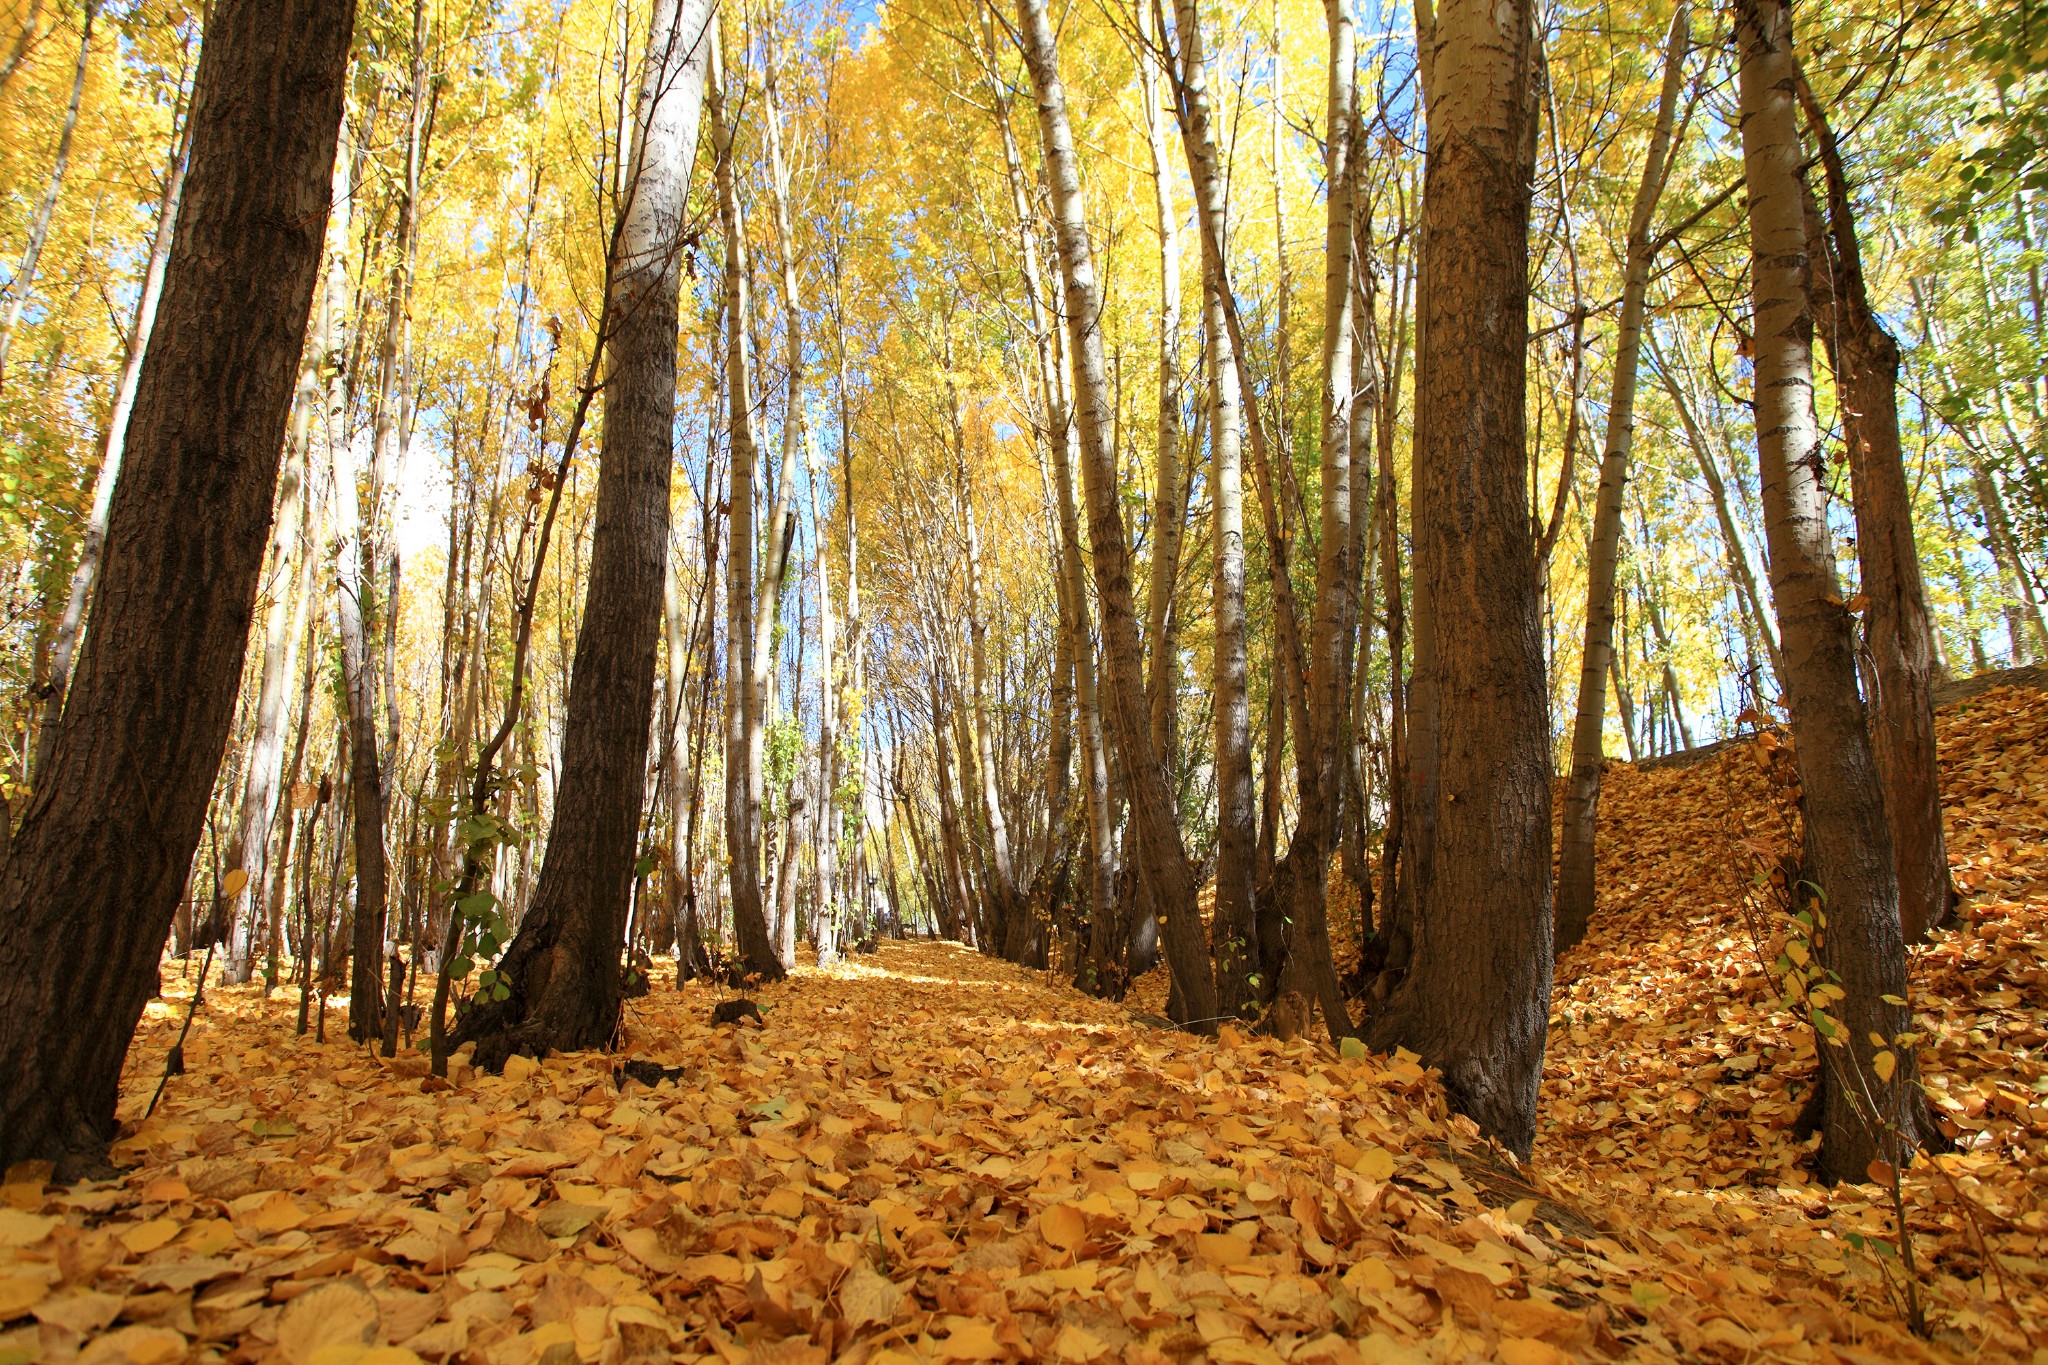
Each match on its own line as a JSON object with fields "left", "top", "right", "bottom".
{"left": 0, "top": 0, "right": 1970, "bottom": 1188}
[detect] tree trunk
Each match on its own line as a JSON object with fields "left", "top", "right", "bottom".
{"left": 709, "top": 22, "right": 787, "bottom": 983}
{"left": 1136, "top": 0, "right": 1184, "bottom": 780}
{"left": 35, "top": 117, "right": 191, "bottom": 789}
{"left": 1014, "top": 0, "right": 1218, "bottom": 1031}
{"left": 1366, "top": 0, "right": 1552, "bottom": 1158}
{"left": 1797, "top": 84, "right": 1955, "bottom": 943}
{"left": 330, "top": 235, "right": 389, "bottom": 1046}
{"left": 976, "top": 20, "right": 1112, "bottom": 984}
{"left": 1648, "top": 334, "right": 1785, "bottom": 682}
{"left": 0, "top": 1, "right": 93, "bottom": 392}
{"left": 1553, "top": 2, "right": 1688, "bottom": 953}
{"left": 224, "top": 412, "right": 316, "bottom": 984}
{"left": 453, "top": 0, "right": 716, "bottom": 1067}
{"left": 1277, "top": 0, "right": 1364, "bottom": 1040}
{"left": 1165, "top": 0, "right": 1258, "bottom": 1018}
{"left": 1733, "top": 0, "right": 1922, "bottom": 1181}
{"left": 0, "top": 0, "right": 351, "bottom": 1168}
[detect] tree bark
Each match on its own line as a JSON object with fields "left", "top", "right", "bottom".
{"left": 0, "top": 0, "right": 352, "bottom": 1168}
{"left": 1733, "top": 0, "right": 1922, "bottom": 1181}
{"left": 709, "top": 21, "right": 788, "bottom": 982}
{"left": 453, "top": 0, "right": 717, "bottom": 1066}
{"left": 1276, "top": 0, "right": 1364, "bottom": 1040}
{"left": 1164, "top": 0, "right": 1258, "bottom": 1018}
{"left": 1015, "top": 0, "right": 1218, "bottom": 1031}
{"left": 1136, "top": 0, "right": 1184, "bottom": 782}
{"left": 224, "top": 410, "right": 316, "bottom": 984}
{"left": 1553, "top": 2, "right": 1688, "bottom": 953}
{"left": 1797, "top": 83, "right": 1955, "bottom": 943}
{"left": 1366, "top": 0, "right": 1552, "bottom": 1158}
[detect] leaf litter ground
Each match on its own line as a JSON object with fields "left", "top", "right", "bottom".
{"left": 3, "top": 690, "right": 2044, "bottom": 1364}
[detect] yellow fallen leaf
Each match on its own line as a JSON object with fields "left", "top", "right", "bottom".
{"left": 0, "top": 1209, "right": 60, "bottom": 1248}
{"left": 277, "top": 1277, "right": 381, "bottom": 1365}
{"left": 117, "top": 1218, "right": 181, "bottom": 1254}
{"left": 1353, "top": 1145, "right": 1395, "bottom": 1181}
{"left": 89, "top": 1324, "right": 187, "bottom": 1365}
{"left": 837, "top": 1263, "right": 901, "bottom": 1328}
{"left": 1195, "top": 1233, "right": 1255, "bottom": 1268}
{"left": 1497, "top": 1338, "right": 1567, "bottom": 1365}
{"left": 1039, "top": 1202, "right": 1087, "bottom": 1251}
{"left": 0, "top": 1274, "right": 49, "bottom": 1317}
{"left": 1343, "top": 1257, "right": 1397, "bottom": 1295}
{"left": 939, "top": 1317, "right": 1002, "bottom": 1358}
{"left": 1050, "top": 1321, "right": 1107, "bottom": 1362}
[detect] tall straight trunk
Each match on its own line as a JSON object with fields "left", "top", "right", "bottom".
{"left": 453, "top": 0, "right": 717, "bottom": 1064}
{"left": 1058, "top": 390, "right": 1121, "bottom": 989}
{"left": 1797, "top": 86, "right": 1954, "bottom": 943}
{"left": 978, "top": 21, "right": 1115, "bottom": 982}
{"left": 1276, "top": 0, "right": 1363, "bottom": 1038}
{"left": 0, "top": 0, "right": 351, "bottom": 1167}
{"left": 311, "top": 108, "right": 387, "bottom": 1047}
{"left": 708, "top": 22, "right": 786, "bottom": 982}
{"left": 0, "top": 0, "right": 93, "bottom": 392}
{"left": 809, "top": 462, "right": 842, "bottom": 964}
{"left": 1014, "top": 0, "right": 1218, "bottom": 1030}
{"left": 333, "top": 377, "right": 388, "bottom": 1043}
{"left": 270, "top": 603, "right": 323, "bottom": 989}
{"left": 1136, "top": 0, "right": 1184, "bottom": 771}
{"left": 669, "top": 498, "right": 722, "bottom": 980}
{"left": 224, "top": 409, "right": 316, "bottom": 984}
{"left": 1733, "top": 0, "right": 1921, "bottom": 1181}
{"left": 948, "top": 366, "right": 1025, "bottom": 957}
{"left": 1366, "top": 0, "right": 1551, "bottom": 1157}
{"left": 1167, "top": 0, "right": 1258, "bottom": 1016}
{"left": 35, "top": 116, "right": 191, "bottom": 788}
{"left": 1552, "top": 2, "right": 1688, "bottom": 953}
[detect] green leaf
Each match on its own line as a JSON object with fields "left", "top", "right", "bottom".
{"left": 1339, "top": 1036, "right": 1367, "bottom": 1060}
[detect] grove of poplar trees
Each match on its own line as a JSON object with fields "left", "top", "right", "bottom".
{"left": 0, "top": 0, "right": 2042, "bottom": 1200}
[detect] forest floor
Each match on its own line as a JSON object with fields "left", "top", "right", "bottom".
{"left": 2, "top": 689, "right": 2045, "bottom": 1364}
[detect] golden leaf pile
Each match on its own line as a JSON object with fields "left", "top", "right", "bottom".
{"left": 2, "top": 689, "right": 2045, "bottom": 1363}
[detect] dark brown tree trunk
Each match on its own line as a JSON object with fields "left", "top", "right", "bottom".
{"left": 1366, "top": 0, "right": 1552, "bottom": 1158}
{"left": 0, "top": 0, "right": 352, "bottom": 1168}
{"left": 1797, "top": 82, "right": 1955, "bottom": 944}
{"left": 452, "top": 0, "right": 715, "bottom": 1069}
{"left": 1734, "top": 0, "right": 1923, "bottom": 1181}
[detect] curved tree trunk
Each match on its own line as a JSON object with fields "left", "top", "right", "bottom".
{"left": 1733, "top": 0, "right": 1922, "bottom": 1181}
{"left": 0, "top": 0, "right": 352, "bottom": 1168}
{"left": 1366, "top": 0, "right": 1552, "bottom": 1158}
{"left": 453, "top": 0, "right": 717, "bottom": 1067}
{"left": 1014, "top": 0, "right": 1218, "bottom": 1032}
{"left": 1797, "top": 83, "right": 1955, "bottom": 944}
{"left": 1553, "top": 2, "right": 1689, "bottom": 953}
